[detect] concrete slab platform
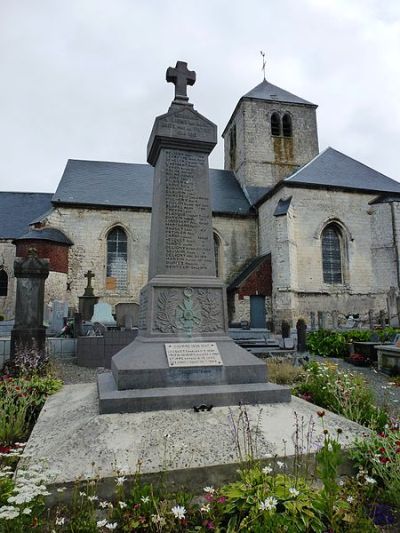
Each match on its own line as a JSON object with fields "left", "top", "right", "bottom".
{"left": 98, "top": 371, "right": 291, "bottom": 413}
{"left": 18, "top": 383, "right": 369, "bottom": 499}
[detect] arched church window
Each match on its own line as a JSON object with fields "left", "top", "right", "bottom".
{"left": 0, "top": 270, "right": 7, "bottom": 297}
{"left": 282, "top": 113, "right": 292, "bottom": 137}
{"left": 106, "top": 227, "right": 128, "bottom": 291}
{"left": 322, "top": 224, "right": 342, "bottom": 284}
{"left": 271, "top": 112, "right": 281, "bottom": 136}
{"left": 213, "top": 232, "right": 222, "bottom": 278}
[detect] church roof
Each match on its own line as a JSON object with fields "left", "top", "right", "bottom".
{"left": 284, "top": 147, "right": 400, "bottom": 194}
{"left": 0, "top": 192, "right": 53, "bottom": 239}
{"left": 243, "top": 79, "right": 316, "bottom": 107}
{"left": 53, "top": 160, "right": 254, "bottom": 216}
{"left": 15, "top": 228, "right": 73, "bottom": 246}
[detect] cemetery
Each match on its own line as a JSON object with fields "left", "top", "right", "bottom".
{"left": 1, "top": 61, "right": 400, "bottom": 532}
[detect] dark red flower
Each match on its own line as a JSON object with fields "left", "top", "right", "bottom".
{"left": 380, "top": 457, "right": 391, "bottom": 464}
{"left": 317, "top": 410, "right": 326, "bottom": 418}
{"left": 217, "top": 496, "right": 227, "bottom": 504}
{"left": 204, "top": 493, "right": 214, "bottom": 502}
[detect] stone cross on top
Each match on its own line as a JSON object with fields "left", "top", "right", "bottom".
{"left": 83, "top": 269, "right": 96, "bottom": 297}
{"left": 166, "top": 61, "right": 196, "bottom": 103}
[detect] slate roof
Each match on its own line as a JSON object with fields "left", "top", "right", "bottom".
{"left": 284, "top": 147, "right": 400, "bottom": 194}
{"left": 243, "top": 79, "right": 316, "bottom": 107}
{"left": 273, "top": 196, "right": 292, "bottom": 216}
{"left": 16, "top": 228, "right": 73, "bottom": 245}
{"left": 0, "top": 192, "right": 53, "bottom": 239}
{"left": 53, "top": 160, "right": 254, "bottom": 215}
{"left": 369, "top": 194, "right": 400, "bottom": 205}
{"left": 246, "top": 185, "right": 271, "bottom": 205}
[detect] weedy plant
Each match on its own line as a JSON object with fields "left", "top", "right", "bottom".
{"left": 267, "top": 358, "right": 306, "bottom": 385}
{"left": 294, "top": 361, "right": 389, "bottom": 431}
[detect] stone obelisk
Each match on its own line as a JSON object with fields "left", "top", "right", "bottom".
{"left": 98, "top": 61, "right": 290, "bottom": 413}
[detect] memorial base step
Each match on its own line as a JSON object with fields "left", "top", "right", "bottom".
{"left": 97, "top": 372, "right": 291, "bottom": 414}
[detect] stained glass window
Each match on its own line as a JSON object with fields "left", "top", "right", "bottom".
{"left": 107, "top": 227, "right": 127, "bottom": 291}
{"left": 322, "top": 225, "right": 342, "bottom": 284}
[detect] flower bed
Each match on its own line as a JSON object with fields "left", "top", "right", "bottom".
{"left": 1, "top": 429, "right": 397, "bottom": 531}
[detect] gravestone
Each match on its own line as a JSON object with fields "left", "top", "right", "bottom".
{"left": 310, "top": 312, "right": 316, "bottom": 331}
{"left": 317, "top": 311, "right": 325, "bottom": 330}
{"left": 50, "top": 300, "right": 68, "bottom": 335}
{"left": 10, "top": 248, "right": 49, "bottom": 358}
{"left": 78, "top": 270, "right": 99, "bottom": 321}
{"left": 115, "top": 303, "right": 139, "bottom": 329}
{"left": 91, "top": 302, "right": 116, "bottom": 328}
{"left": 296, "top": 319, "right": 307, "bottom": 353}
{"left": 98, "top": 61, "right": 290, "bottom": 413}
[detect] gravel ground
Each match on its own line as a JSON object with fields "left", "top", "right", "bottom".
{"left": 51, "top": 357, "right": 108, "bottom": 384}
{"left": 311, "top": 354, "right": 400, "bottom": 417}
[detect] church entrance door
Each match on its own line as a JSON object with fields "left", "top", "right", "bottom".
{"left": 250, "top": 295, "right": 266, "bottom": 328}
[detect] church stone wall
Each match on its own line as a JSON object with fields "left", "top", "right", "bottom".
{"left": 38, "top": 207, "right": 256, "bottom": 314}
{"left": 370, "top": 202, "right": 399, "bottom": 291}
{"left": 224, "top": 100, "right": 318, "bottom": 189}
{"left": 212, "top": 214, "right": 257, "bottom": 283}
{"left": 45, "top": 206, "right": 152, "bottom": 310}
{"left": 258, "top": 186, "right": 392, "bottom": 327}
{"left": 0, "top": 241, "right": 17, "bottom": 320}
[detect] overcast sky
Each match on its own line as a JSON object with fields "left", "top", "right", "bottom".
{"left": 1, "top": 0, "right": 400, "bottom": 193}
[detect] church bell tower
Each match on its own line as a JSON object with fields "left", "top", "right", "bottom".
{"left": 222, "top": 77, "right": 319, "bottom": 188}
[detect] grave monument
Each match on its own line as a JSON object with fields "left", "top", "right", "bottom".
{"left": 10, "top": 248, "right": 49, "bottom": 358}
{"left": 78, "top": 270, "right": 99, "bottom": 321}
{"left": 98, "top": 61, "right": 290, "bottom": 413}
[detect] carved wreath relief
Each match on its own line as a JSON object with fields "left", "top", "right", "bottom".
{"left": 154, "top": 287, "right": 223, "bottom": 336}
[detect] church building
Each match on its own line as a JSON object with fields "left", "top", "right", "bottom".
{"left": 1, "top": 72, "right": 400, "bottom": 330}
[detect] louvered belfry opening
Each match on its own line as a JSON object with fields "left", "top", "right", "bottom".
{"left": 322, "top": 224, "right": 342, "bottom": 284}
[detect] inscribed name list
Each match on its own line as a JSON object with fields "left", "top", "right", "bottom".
{"left": 164, "top": 149, "right": 214, "bottom": 274}
{"left": 165, "top": 342, "right": 223, "bottom": 367}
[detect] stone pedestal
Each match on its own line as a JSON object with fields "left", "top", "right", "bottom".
{"left": 98, "top": 62, "right": 290, "bottom": 413}
{"left": 78, "top": 296, "right": 98, "bottom": 321}
{"left": 11, "top": 249, "right": 49, "bottom": 358}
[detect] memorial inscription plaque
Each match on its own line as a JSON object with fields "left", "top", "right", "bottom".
{"left": 165, "top": 342, "right": 223, "bottom": 367}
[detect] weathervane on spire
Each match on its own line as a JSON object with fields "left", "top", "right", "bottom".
{"left": 260, "top": 51, "right": 266, "bottom": 80}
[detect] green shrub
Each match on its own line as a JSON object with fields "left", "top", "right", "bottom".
{"left": 0, "top": 375, "right": 62, "bottom": 445}
{"left": 307, "top": 328, "right": 400, "bottom": 358}
{"left": 294, "top": 361, "right": 389, "bottom": 430}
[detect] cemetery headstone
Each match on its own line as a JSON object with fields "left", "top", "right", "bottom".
{"left": 296, "top": 319, "right": 307, "bottom": 353}
{"left": 317, "top": 311, "right": 326, "bottom": 330}
{"left": 10, "top": 248, "right": 49, "bottom": 358}
{"left": 310, "top": 312, "right": 316, "bottom": 331}
{"left": 49, "top": 300, "right": 68, "bottom": 335}
{"left": 91, "top": 302, "right": 116, "bottom": 328}
{"left": 78, "top": 270, "right": 99, "bottom": 321}
{"left": 97, "top": 60, "right": 290, "bottom": 413}
{"left": 115, "top": 303, "right": 139, "bottom": 329}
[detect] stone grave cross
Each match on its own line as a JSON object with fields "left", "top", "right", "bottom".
{"left": 166, "top": 61, "right": 196, "bottom": 102}
{"left": 84, "top": 270, "right": 95, "bottom": 297}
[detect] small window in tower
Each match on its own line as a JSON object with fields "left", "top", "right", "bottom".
{"left": 282, "top": 114, "right": 292, "bottom": 137}
{"left": 0, "top": 270, "right": 8, "bottom": 297}
{"left": 271, "top": 112, "right": 281, "bottom": 136}
{"left": 229, "top": 125, "right": 237, "bottom": 168}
